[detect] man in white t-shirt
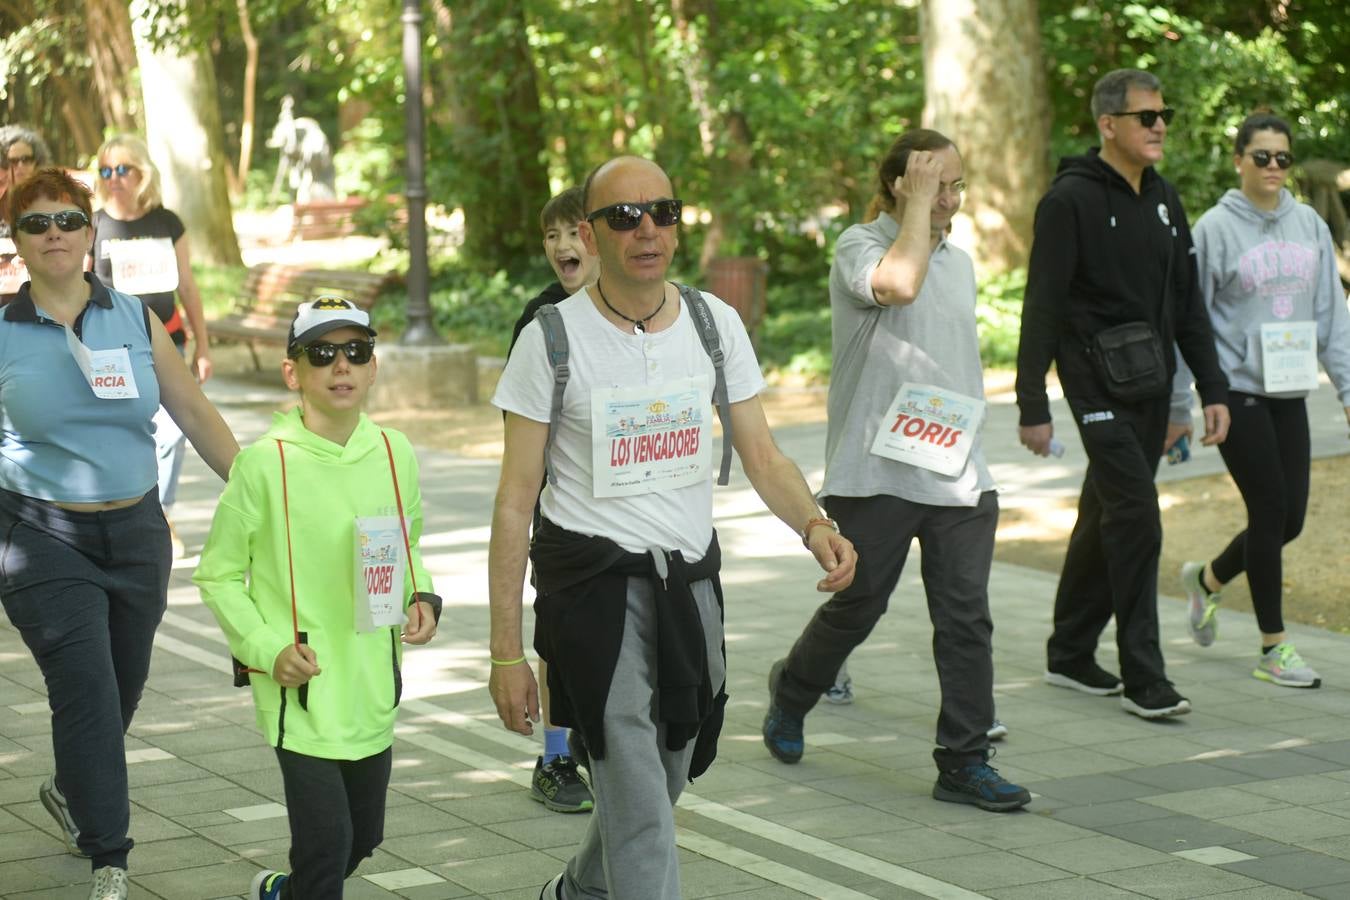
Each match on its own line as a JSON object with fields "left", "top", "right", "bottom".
{"left": 763, "top": 129, "right": 1030, "bottom": 813}
{"left": 488, "top": 155, "right": 857, "bottom": 900}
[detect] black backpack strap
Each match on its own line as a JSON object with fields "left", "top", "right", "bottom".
{"left": 677, "top": 283, "right": 732, "bottom": 486}
{"left": 535, "top": 304, "right": 569, "bottom": 486}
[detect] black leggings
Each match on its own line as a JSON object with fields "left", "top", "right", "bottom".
{"left": 1210, "top": 392, "right": 1310, "bottom": 635}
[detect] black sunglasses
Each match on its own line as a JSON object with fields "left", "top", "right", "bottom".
{"left": 1110, "top": 107, "right": 1175, "bottom": 128}
{"left": 15, "top": 210, "right": 91, "bottom": 235}
{"left": 1247, "top": 149, "right": 1295, "bottom": 169}
{"left": 6, "top": 154, "right": 35, "bottom": 169}
{"left": 98, "top": 164, "right": 137, "bottom": 179}
{"left": 586, "top": 199, "right": 683, "bottom": 231}
{"left": 290, "top": 339, "right": 375, "bottom": 367}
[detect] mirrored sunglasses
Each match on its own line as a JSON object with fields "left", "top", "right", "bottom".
{"left": 98, "top": 164, "right": 137, "bottom": 179}
{"left": 586, "top": 199, "right": 683, "bottom": 231}
{"left": 291, "top": 339, "right": 375, "bottom": 367}
{"left": 1248, "top": 149, "right": 1294, "bottom": 169}
{"left": 15, "top": 210, "right": 91, "bottom": 235}
{"left": 1110, "top": 107, "right": 1175, "bottom": 128}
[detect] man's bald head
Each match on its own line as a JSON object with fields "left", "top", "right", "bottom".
{"left": 582, "top": 156, "right": 673, "bottom": 214}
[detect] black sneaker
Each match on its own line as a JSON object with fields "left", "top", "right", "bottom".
{"left": 932, "top": 754, "right": 1031, "bottom": 812}
{"left": 1121, "top": 681, "right": 1191, "bottom": 719}
{"left": 531, "top": 756, "right": 594, "bottom": 813}
{"left": 1044, "top": 659, "right": 1123, "bottom": 696}
{"left": 762, "top": 659, "right": 805, "bottom": 763}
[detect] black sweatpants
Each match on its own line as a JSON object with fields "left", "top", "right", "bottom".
{"left": 1047, "top": 394, "right": 1169, "bottom": 690}
{"left": 774, "top": 491, "right": 998, "bottom": 770}
{"left": 275, "top": 746, "right": 392, "bottom": 899}
{"left": 1210, "top": 392, "right": 1310, "bottom": 635}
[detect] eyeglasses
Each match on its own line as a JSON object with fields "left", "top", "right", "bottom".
{"left": 1247, "top": 149, "right": 1294, "bottom": 169}
{"left": 1109, "top": 108, "right": 1175, "bottom": 128}
{"left": 586, "top": 199, "right": 683, "bottom": 231}
{"left": 290, "top": 339, "right": 375, "bottom": 367}
{"left": 6, "top": 154, "right": 35, "bottom": 169}
{"left": 15, "top": 210, "right": 91, "bottom": 235}
{"left": 98, "top": 164, "right": 137, "bottom": 179}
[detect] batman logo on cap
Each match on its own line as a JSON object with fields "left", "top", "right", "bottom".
{"left": 313, "top": 296, "right": 353, "bottom": 310}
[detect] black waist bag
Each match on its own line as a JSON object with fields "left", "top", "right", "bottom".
{"left": 1089, "top": 322, "right": 1168, "bottom": 401}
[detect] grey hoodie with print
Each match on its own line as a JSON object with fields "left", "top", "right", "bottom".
{"left": 1171, "top": 188, "right": 1350, "bottom": 421}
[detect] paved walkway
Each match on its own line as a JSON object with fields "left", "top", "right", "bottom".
{"left": 3, "top": 376, "right": 1350, "bottom": 899}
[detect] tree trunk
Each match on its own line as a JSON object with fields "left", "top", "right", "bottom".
{"left": 131, "top": 3, "right": 243, "bottom": 267}
{"left": 85, "top": 0, "right": 141, "bottom": 135}
{"left": 445, "top": 0, "right": 549, "bottom": 273}
{"left": 234, "top": 0, "right": 259, "bottom": 194}
{"left": 921, "top": 0, "right": 1049, "bottom": 272}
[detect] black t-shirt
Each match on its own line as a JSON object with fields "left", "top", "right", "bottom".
{"left": 91, "top": 207, "right": 187, "bottom": 345}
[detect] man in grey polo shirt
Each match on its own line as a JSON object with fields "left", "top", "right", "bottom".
{"left": 762, "top": 128, "right": 1029, "bottom": 812}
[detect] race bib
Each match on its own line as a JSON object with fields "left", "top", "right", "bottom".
{"left": 63, "top": 324, "right": 141, "bottom": 399}
{"left": 1261, "top": 321, "right": 1318, "bottom": 393}
{"left": 591, "top": 376, "right": 712, "bottom": 498}
{"left": 108, "top": 237, "right": 179, "bottom": 295}
{"left": 354, "top": 516, "right": 407, "bottom": 632}
{"left": 0, "top": 245, "right": 26, "bottom": 294}
{"left": 869, "top": 383, "right": 985, "bottom": 477}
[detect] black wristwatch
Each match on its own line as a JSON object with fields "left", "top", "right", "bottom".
{"left": 411, "top": 592, "right": 443, "bottom": 624}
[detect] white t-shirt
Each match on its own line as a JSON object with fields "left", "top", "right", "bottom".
{"left": 493, "top": 287, "right": 766, "bottom": 560}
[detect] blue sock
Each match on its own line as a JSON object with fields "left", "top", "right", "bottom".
{"left": 543, "top": 726, "right": 569, "bottom": 763}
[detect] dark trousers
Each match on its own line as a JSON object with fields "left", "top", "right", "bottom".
{"left": 1047, "top": 395, "right": 1169, "bottom": 689}
{"left": 0, "top": 488, "right": 170, "bottom": 870}
{"left": 1211, "top": 392, "right": 1310, "bottom": 635}
{"left": 275, "top": 746, "right": 392, "bottom": 899}
{"left": 774, "top": 491, "right": 998, "bottom": 770}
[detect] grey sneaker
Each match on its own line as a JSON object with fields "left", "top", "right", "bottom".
{"left": 40, "top": 776, "right": 86, "bottom": 857}
{"left": 531, "top": 755, "right": 594, "bottom": 813}
{"left": 89, "top": 866, "right": 128, "bottom": 900}
{"left": 1181, "top": 561, "right": 1220, "bottom": 647}
{"left": 1254, "top": 642, "right": 1321, "bottom": 688}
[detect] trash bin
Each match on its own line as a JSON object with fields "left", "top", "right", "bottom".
{"left": 705, "top": 256, "right": 768, "bottom": 335}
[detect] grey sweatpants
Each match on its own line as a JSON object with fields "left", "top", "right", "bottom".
{"left": 561, "top": 576, "right": 725, "bottom": 900}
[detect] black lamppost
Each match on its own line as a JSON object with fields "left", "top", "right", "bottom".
{"left": 400, "top": 0, "right": 440, "bottom": 345}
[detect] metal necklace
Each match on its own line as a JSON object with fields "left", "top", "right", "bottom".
{"left": 597, "top": 279, "right": 666, "bottom": 333}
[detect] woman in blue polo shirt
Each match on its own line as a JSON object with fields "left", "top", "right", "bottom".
{"left": 0, "top": 167, "right": 238, "bottom": 900}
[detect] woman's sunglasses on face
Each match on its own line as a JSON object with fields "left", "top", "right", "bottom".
{"left": 6, "top": 154, "right": 35, "bottom": 169}
{"left": 585, "top": 199, "right": 683, "bottom": 231}
{"left": 1247, "top": 149, "right": 1295, "bottom": 169}
{"left": 98, "top": 164, "right": 137, "bottom": 179}
{"left": 290, "top": 339, "right": 375, "bottom": 367}
{"left": 15, "top": 210, "right": 91, "bottom": 235}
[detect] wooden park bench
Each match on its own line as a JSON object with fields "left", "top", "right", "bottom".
{"left": 289, "top": 196, "right": 367, "bottom": 241}
{"left": 211, "top": 263, "right": 393, "bottom": 369}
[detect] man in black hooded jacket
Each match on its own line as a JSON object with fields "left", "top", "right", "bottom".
{"left": 1015, "top": 68, "right": 1230, "bottom": 719}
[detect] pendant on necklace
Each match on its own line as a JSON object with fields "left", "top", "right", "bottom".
{"left": 635, "top": 322, "right": 645, "bottom": 334}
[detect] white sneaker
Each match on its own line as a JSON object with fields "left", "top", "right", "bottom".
{"left": 987, "top": 719, "right": 1009, "bottom": 741}
{"left": 39, "top": 776, "right": 86, "bottom": 857}
{"left": 1180, "top": 561, "right": 1219, "bottom": 647}
{"left": 1254, "top": 642, "right": 1321, "bottom": 688}
{"left": 824, "top": 661, "right": 853, "bottom": 705}
{"left": 89, "top": 866, "right": 128, "bottom": 900}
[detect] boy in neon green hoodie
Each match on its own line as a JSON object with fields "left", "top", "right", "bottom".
{"left": 195, "top": 297, "right": 440, "bottom": 900}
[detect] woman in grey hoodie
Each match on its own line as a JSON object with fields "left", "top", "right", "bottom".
{"left": 1172, "top": 113, "right": 1350, "bottom": 688}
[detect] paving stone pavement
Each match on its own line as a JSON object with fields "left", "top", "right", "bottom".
{"left": 2, "top": 373, "right": 1349, "bottom": 899}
